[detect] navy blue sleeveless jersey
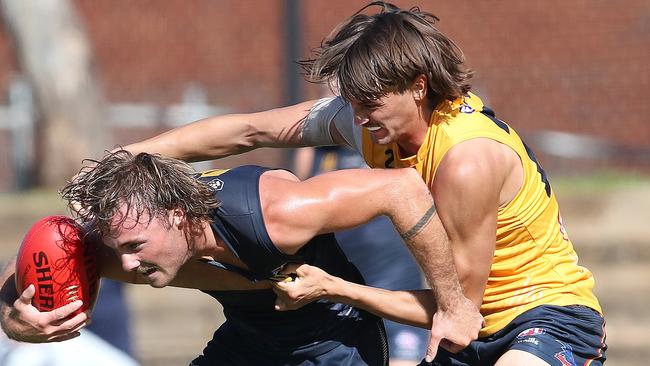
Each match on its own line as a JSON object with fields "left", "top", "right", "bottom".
{"left": 190, "top": 165, "right": 388, "bottom": 366}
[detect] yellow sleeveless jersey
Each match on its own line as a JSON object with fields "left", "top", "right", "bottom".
{"left": 360, "top": 92, "right": 601, "bottom": 337}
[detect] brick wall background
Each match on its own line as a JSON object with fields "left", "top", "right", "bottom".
{"left": 0, "top": 0, "right": 648, "bottom": 189}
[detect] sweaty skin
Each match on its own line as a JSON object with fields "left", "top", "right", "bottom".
{"left": 119, "top": 103, "right": 483, "bottom": 360}
{"left": 1, "top": 166, "right": 479, "bottom": 360}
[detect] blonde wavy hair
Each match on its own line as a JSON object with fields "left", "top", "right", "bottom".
{"left": 60, "top": 150, "right": 220, "bottom": 236}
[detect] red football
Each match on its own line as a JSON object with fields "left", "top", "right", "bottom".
{"left": 15, "top": 215, "right": 100, "bottom": 315}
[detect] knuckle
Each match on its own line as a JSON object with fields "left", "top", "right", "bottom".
{"left": 54, "top": 309, "right": 66, "bottom": 320}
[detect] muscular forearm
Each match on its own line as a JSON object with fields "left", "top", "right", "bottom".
{"left": 327, "top": 276, "right": 435, "bottom": 328}
{"left": 385, "top": 171, "right": 467, "bottom": 310}
{"left": 401, "top": 215, "right": 468, "bottom": 309}
{"left": 123, "top": 101, "right": 318, "bottom": 162}
{"left": 276, "top": 263, "right": 436, "bottom": 328}
{"left": 124, "top": 114, "right": 258, "bottom": 161}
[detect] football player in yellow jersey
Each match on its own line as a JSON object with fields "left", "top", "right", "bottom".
{"left": 58, "top": 2, "right": 605, "bottom": 365}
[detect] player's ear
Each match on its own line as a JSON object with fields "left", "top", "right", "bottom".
{"left": 410, "top": 74, "right": 427, "bottom": 101}
{"left": 171, "top": 208, "right": 186, "bottom": 228}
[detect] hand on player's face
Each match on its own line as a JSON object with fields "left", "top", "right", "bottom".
{"left": 1, "top": 284, "right": 90, "bottom": 343}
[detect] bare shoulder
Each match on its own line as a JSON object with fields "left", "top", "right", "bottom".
{"left": 261, "top": 168, "right": 300, "bottom": 182}
{"left": 436, "top": 138, "right": 508, "bottom": 183}
{"left": 434, "top": 138, "right": 521, "bottom": 205}
{"left": 259, "top": 169, "right": 300, "bottom": 206}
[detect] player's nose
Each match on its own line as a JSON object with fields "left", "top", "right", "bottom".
{"left": 121, "top": 253, "right": 140, "bottom": 272}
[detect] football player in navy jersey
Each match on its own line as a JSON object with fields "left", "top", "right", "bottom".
{"left": 1, "top": 150, "right": 456, "bottom": 365}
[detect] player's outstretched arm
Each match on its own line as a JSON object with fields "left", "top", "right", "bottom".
{"left": 0, "top": 257, "right": 88, "bottom": 343}
{"left": 272, "top": 263, "right": 436, "bottom": 329}
{"left": 260, "top": 168, "right": 440, "bottom": 249}
{"left": 123, "top": 99, "right": 341, "bottom": 161}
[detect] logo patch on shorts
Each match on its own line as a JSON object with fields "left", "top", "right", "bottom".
{"left": 554, "top": 341, "right": 577, "bottom": 366}
{"left": 516, "top": 337, "right": 540, "bottom": 346}
{"left": 517, "top": 327, "right": 546, "bottom": 338}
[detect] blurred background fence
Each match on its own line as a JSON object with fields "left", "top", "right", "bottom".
{"left": 0, "top": 1, "right": 648, "bottom": 365}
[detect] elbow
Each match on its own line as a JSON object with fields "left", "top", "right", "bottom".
{"left": 379, "top": 168, "right": 433, "bottom": 228}
{"left": 400, "top": 168, "right": 430, "bottom": 194}
{"left": 392, "top": 168, "right": 433, "bottom": 205}
{"left": 455, "top": 261, "right": 488, "bottom": 308}
{"left": 211, "top": 115, "right": 259, "bottom": 154}
{"left": 238, "top": 117, "right": 262, "bottom": 149}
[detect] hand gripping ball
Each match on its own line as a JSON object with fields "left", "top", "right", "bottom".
{"left": 15, "top": 215, "right": 100, "bottom": 315}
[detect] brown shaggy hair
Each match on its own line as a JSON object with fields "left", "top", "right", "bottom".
{"left": 300, "top": 1, "right": 473, "bottom": 106}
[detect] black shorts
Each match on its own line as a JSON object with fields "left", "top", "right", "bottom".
{"left": 431, "top": 304, "right": 607, "bottom": 366}
{"left": 189, "top": 315, "right": 388, "bottom": 366}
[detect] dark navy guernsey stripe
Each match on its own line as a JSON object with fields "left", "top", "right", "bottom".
{"left": 481, "top": 106, "right": 510, "bottom": 134}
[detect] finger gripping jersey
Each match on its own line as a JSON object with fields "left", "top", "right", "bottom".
{"left": 195, "top": 166, "right": 387, "bottom": 364}
{"left": 356, "top": 93, "right": 602, "bottom": 337}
